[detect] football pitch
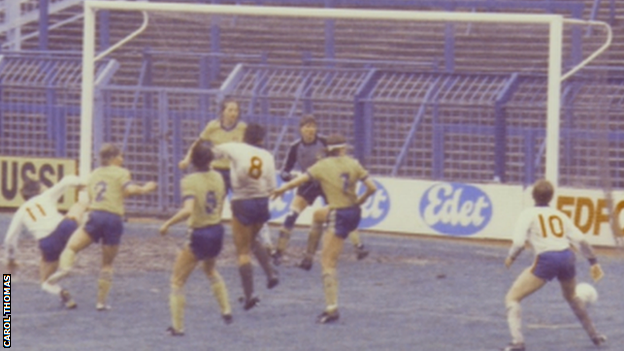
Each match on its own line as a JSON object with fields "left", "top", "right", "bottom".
{"left": 2, "top": 213, "right": 622, "bottom": 351}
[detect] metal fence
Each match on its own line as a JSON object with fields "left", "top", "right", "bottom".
{"left": 2, "top": 53, "right": 623, "bottom": 215}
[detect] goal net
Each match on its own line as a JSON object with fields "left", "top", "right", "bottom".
{"left": 74, "top": 1, "right": 614, "bottom": 224}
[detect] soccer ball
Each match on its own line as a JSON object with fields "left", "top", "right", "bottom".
{"left": 575, "top": 282, "right": 598, "bottom": 305}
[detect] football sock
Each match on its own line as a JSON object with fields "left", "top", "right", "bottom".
{"left": 41, "top": 281, "right": 62, "bottom": 296}
{"left": 305, "top": 221, "right": 323, "bottom": 259}
{"left": 252, "top": 240, "right": 276, "bottom": 279}
{"left": 568, "top": 296, "right": 599, "bottom": 338}
{"left": 47, "top": 249, "right": 76, "bottom": 284}
{"left": 169, "top": 287, "right": 185, "bottom": 332}
{"left": 349, "top": 231, "right": 362, "bottom": 247}
{"left": 258, "top": 224, "right": 274, "bottom": 249}
{"left": 322, "top": 271, "right": 338, "bottom": 312}
{"left": 239, "top": 263, "right": 254, "bottom": 300}
{"left": 59, "top": 248, "right": 76, "bottom": 271}
{"left": 209, "top": 272, "right": 231, "bottom": 315}
{"left": 97, "top": 268, "right": 113, "bottom": 306}
{"left": 277, "top": 228, "right": 293, "bottom": 253}
{"left": 506, "top": 301, "right": 524, "bottom": 344}
{"left": 283, "top": 211, "right": 299, "bottom": 230}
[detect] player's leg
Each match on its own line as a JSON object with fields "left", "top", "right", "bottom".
{"left": 39, "top": 259, "right": 58, "bottom": 283}
{"left": 503, "top": 267, "right": 546, "bottom": 350}
{"left": 62, "top": 227, "right": 93, "bottom": 267}
{"left": 560, "top": 277, "right": 606, "bottom": 345}
{"left": 95, "top": 212, "right": 124, "bottom": 310}
{"left": 231, "top": 216, "right": 258, "bottom": 310}
{"left": 168, "top": 247, "right": 198, "bottom": 336}
{"left": 65, "top": 200, "right": 89, "bottom": 223}
{"left": 317, "top": 228, "right": 344, "bottom": 323}
{"left": 46, "top": 226, "right": 93, "bottom": 284}
{"left": 258, "top": 223, "right": 275, "bottom": 257}
{"left": 39, "top": 218, "right": 81, "bottom": 307}
{"left": 275, "top": 194, "right": 308, "bottom": 263}
{"left": 96, "top": 244, "right": 119, "bottom": 310}
{"left": 349, "top": 230, "right": 369, "bottom": 260}
{"left": 299, "top": 207, "right": 328, "bottom": 270}
{"left": 251, "top": 230, "right": 279, "bottom": 289}
{"left": 201, "top": 258, "right": 232, "bottom": 324}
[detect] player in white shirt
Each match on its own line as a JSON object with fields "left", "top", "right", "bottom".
{"left": 212, "top": 123, "right": 278, "bottom": 310}
{"left": 2, "top": 175, "right": 87, "bottom": 308}
{"left": 502, "top": 179, "right": 606, "bottom": 351}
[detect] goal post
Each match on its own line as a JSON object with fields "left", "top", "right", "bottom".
{"left": 79, "top": 1, "right": 611, "bottom": 187}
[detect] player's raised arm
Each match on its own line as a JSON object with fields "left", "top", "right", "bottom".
{"left": 45, "top": 175, "right": 87, "bottom": 202}
{"left": 179, "top": 118, "right": 221, "bottom": 170}
{"left": 178, "top": 139, "right": 200, "bottom": 170}
{"left": 271, "top": 173, "right": 311, "bottom": 199}
{"left": 160, "top": 198, "right": 194, "bottom": 236}
{"left": 123, "top": 180, "right": 157, "bottom": 197}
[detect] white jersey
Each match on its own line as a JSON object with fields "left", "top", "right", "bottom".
{"left": 213, "top": 142, "right": 277, "bottom": 200}
{"left": 3, "top": 175, "right": 85, "bottom": 259}
{"left": 509, "top": 206, "right": 586, "bottom": 257}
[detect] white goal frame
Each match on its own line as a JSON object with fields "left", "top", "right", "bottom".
{"left": 79, "top": 1, "right": 612, "bottom": 186}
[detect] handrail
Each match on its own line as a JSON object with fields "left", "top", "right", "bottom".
{"left": 1, "top": 13, "right": 84, "bottom": 50}
{"left": 0, "top": 0, "right": 84, "bottom": 33}
{"left": 303, "top": 57, "right": 440, "bottom": 70}
{"left": 561, "top": 18, "right": 612, "bottom": 82}
{"left": 95, "top": 11, "right": 149, "bottom": 62}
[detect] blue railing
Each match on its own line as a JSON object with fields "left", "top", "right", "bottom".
{"left": 93, "top": 0, "right": 587, "bottom": 76}
{"left": 3, "top": 56, "right": 624, "bottom": 213}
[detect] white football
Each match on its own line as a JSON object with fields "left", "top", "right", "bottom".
{"left": 575, "top": 282, "right": 598, "bottom": 305}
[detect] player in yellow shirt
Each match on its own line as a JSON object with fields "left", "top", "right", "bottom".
{"left": 273, "top": 115, "right": 369, "bottom": 269}
{"left": 160, "top": 141, "right": 232, "bottom": 336}
{"left": 178, "top": 98, "right": 247, "bottom": 189}
{"left": 178, "top": 98, "right": 277, "bottom": 286}
{"left": 47, "top": 143, "right": 157, "bottom": 310}
{"left": 272, "top": 134, "right": 376, "bottom": 323}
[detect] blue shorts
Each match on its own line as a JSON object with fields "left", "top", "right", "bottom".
{"left": 84, "top": 210, "right": 124, "bottom": 246}
{"left": 328, "top": 206, "right": 361, "bottom": 239}
{"left": 297, "top": 180, "right": 326, "bottom": 205}
{"left": 189, "top": 224, "right": 224, "bottom": 260}
{"left": 231, "top": 197, "right": 271, "bottom": 226}
{"left": 38, "top": 218, "right": 78, "bottom": 262}
{"left": 215, "top": 168, "right": 231, "bottom": 194}
{"left": 531, "top": 249, "right": 576, "bottom": 282}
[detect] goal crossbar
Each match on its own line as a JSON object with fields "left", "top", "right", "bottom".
{"left": 79, "top": 1, "right": 610, "bottom": 187}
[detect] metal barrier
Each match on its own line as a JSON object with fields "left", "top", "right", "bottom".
{"left": 0, "top": 51, "right": 117, "bottom": 158}
{"left": 2, "top": 53, "right": 623, "bottom": 215}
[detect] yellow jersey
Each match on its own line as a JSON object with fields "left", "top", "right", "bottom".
{"left": 199, "top": 120, "right": 247, "bottom": 170}
{"left": 181, "top": 170, "right": 226, "bottom": 228}
{"left": 88, "top": 166, "right": 132, "bottom": 216}
{"left": 307, "top": 156, "right": 368, "bottom": 209}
